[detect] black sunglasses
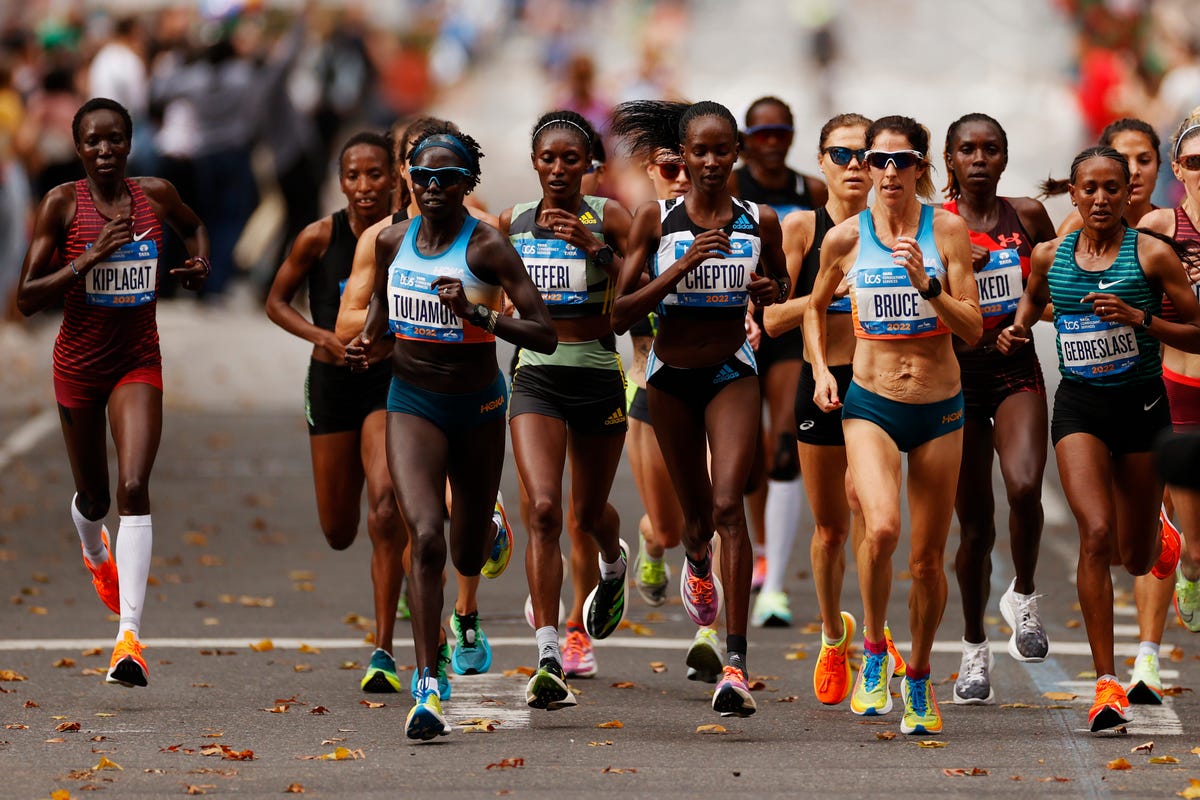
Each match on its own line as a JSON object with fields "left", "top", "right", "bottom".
{"left": 822, "top": 146, "right": 867, "bottom": 166}
{"left": 863, "top": 150, "right": 925, "bottom": 170}
{"left": 409, "top": 166, "right": 474, "bottom": 189}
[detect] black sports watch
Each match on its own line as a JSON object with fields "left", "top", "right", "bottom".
{"left": 468, "top": 303, "right": 490, "bottom": 326}
{"left": 592, "top": 244, "right": 614, "bottom": 267}
{"left": 917, "top": 276, "right": 942, "bottom": 300}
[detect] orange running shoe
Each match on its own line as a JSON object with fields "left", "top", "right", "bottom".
{"left": 813, "top": 611, "right": 856, "bottom": 705}
{"left": 1152, "top": 508, "right": 1182, "bottom": 580}
{"left": 885, "top": 623, "right": 907, "bottom": 678}
{"left": 83, "top": 527, "right": 120, "bottom": 614}
{"left": 1088, "top": 677, "right": 1131, "bottom": 732}
{"left": 105, "top": 631, "right": 148, "bottom": 687}
{"left": 750, "top": 554, "right": 767, "bottom": 592}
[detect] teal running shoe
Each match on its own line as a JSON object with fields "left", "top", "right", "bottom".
{"left": 449, "top": 611, "right": 492, "bottom": 675}
{"left": 361, "top": 648, "right": 401, "bottom": 693}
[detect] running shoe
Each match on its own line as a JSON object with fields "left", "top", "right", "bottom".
{"left": 686, "top": 627, "right": 723, "bottom": 683}
{"left": 633, "top": 537, "right": 670, "bottom": 607}
{"left": 1152, "top": 506, "right": 1183, "bottom": 580}
{"left": 360, "top": 648, "right": 402, "bottom": 693}
{"left": 952, "top": 641, "right": 995, "bottom": 705}
{"left": 1176, "top": 565, "right": 1200, "bottom": 633}
{"left": 1127, "top": 652, "right": 1164, "bottom": 705}
{"left": 712, "top": 665, "right": 757, "bottom": 717}
{"left": 525, "top": 657, "right": 577, "bottom": 710}
{"left": 562, "top": 625, "right": 597, "bottom": 678}
{"left": 410, "top": 641, "right": 452, "bottom": 700}
{"left": 83, "top": 527, "right": 120, "bottom": 614}
{"left": 901, "top": 675, "right": 943, "bottom": 735}
{"left": 1089, "top": 677, "right": 1132, "bottom": 732}
{"left": 105, "top": 631, "right": 148, "bottom": 688}
{"left": 524, "top": 594, "right": 566, "bottom": 630}
{"left": 680, "top": 548, "right": 721, "bottom": 627}
{"left": 884, "top": 624, "right": 907, "bottom": 678}
{"left": 750, "top": 590, "right": 792, "bottom": 628}
{"left": 750, "top": 554, "right": 767, "bottom": 593}
{"left": 849, "top": 649, "right": 893, "bottom": 716}
{"left": 813, "top": 611, "right": 856, "bottom": 705}
{"left": 998, "top": 579, "right": 1049, "bottom": 662}
{"left": 584, "top": 539, "right": 628, "bottom": 640}
{"left": 481, "top": 493, "right": 512, "bottom": 579}
{"left": 449, "top": 612, "right": 492, "bottom": 675}
{"left": 405, "top": 669, "right": 449, "bottom": 741}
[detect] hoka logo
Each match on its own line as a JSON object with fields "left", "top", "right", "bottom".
{"left": 731, "top": 214, "right": 754, "bottom": 232}
{"left": 578, "top": 211, "right": 598, "bottom": 225}
{"left": 713, "top": 364, "right": 740, "bottom": 385}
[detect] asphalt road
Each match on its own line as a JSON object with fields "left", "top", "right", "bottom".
{"left": 1, "top": 293, "right": 1198, "bottom": 800}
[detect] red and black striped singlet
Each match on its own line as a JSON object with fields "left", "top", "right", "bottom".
{"left": 53, "top": 179, "right": 163, "bottom": 382}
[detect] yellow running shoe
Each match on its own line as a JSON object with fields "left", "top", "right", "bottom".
{"left": 105, "top": 631, "right": 148, "bottom": 687}
{"left": 901, "top": 674, "right": 943, "bottom": 735}
{"left": 849, "top": 648, "right": 892, "bottom": 716}
{"left": 482, "top": 494, "right": 512, "bottom": 579}
{"left": 405, "top": 671, "right": 450, "bottom": 741}
{"left": 813, "top": 611, "right": 856, "bottom": 705}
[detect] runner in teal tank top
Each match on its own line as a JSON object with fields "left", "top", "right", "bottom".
{"left": 999, "top": 145, "right": 1200, "bottom": 733}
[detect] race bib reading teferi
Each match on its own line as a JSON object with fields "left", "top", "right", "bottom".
{"left": 517, "top": 239, "right": 588, "bottom": 305}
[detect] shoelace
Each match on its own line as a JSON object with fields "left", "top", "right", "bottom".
{"left": 861, "top": 651, "right": 886, "bottom": 690}
{"left": 907, "top": 679, "right": 928, "bottom": 715}
{"left": 961, "top": 649, "right": 988, "bottom": 684}
{"left": 1014, "top": 593, "right": 1044, "bottom": 632}
{"left": 720, "top": 665, "right": 745, "bottom": 685}
{"left": 685, "top": 573, "right": 715, "bottom": 606}
{"left": 563, "top": 630, "right": 588, "bottom": 662}
{"left": 1095, "top": 679, "right": 1126, "bottom": 708}
{"left": 816, "top": 641, "right": 847, "bottom": 691}
{"left": 116, "top": 635, "right": 143, "bottom": 659}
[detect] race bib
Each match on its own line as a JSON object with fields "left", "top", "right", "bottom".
{"left": 976, "top": 248, "right": 1022, "bottom": 318}
{"left": 388, "top": 267, "right": 464, "bottom": 342}
{"left": 853, "top": 265, "right": 939, "bottom": 336}
{"left": 84, "top": 239, "right": 157, "bottom": 307}
{"left": 1056, "top": 313, "right": 1139, "bottom": 378}
{"left": 667, "top": 238, "right": 755, "bottom": 308}
{"left": 517, "top": 239, "right": 587, "bottom": 305}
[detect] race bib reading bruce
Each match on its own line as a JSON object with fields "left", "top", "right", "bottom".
{"left": 976, "top": 248, "right": 1022, "bottom": 319}
{"left": 1056, "top": 313, "right": 1138, "bottom": 378}
{"left": 853, "top": 265, "right": 939, "bottom": 336}
{"left": 666, "top": 239, "right": 755, "bottom": 308}
{"left": 85, "top": 239, "right": 157, "bottom": 307}
{"left": 517, "top": 239, "right": 587, "bottom": 305}
{"left": 388, "top": 267, "right": 464, "bottom": 342}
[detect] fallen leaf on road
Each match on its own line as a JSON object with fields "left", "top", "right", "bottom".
{"left": 44, "top": 737, "right": 65, "bottom": 743}
{"left": 94, "top": 713, "right": 113, "bottom": 718}
{"left": 503, "top": 667, "right": 535, "bottom": 678}
{"left": 1162, "top": 686, "right": 1193, "bottom": 697}
{"left": 201, "top": 732, "right": 223, "bottom": 739}
{"left": 784, "top": 651, "right": 808, "bottom": 661}
{"left": 80, "top": 648, "right": 102, "bottom": 657}
{"left": 1150, "top": 756, "right": 1180, "bottom": 764}
{"left": 617, "top": 620, "right": 653, "bottom": 636}
{"left": 696, "top": 724, "right": 727, "bottom": 734}
{"left": 24, "top": 700, "right": 38, "bottom": 707}
{"left": 1170, "top": 647, "right": 1185, "bottom": 663}
{"left": 56, "top": 721, "right": 81, "bottom": 732}
{"left": 239, "top": 596, "right": 275, "bottom": 608}
{"left": 917, "top": 741, "right": 947, "bottom": 748}
{"left": 93, "top": 756, "right": 122, "bottom": 771}
{"left": 876, "top": 731, "right": 898, "bottom": 740}
{"left": 320, "top": 738, "right": 344, "bottom": 745}
{"left": 5, "top": 724, "right": 27, "bottom": 729}
{"left": 611, "top": 682, "right": 637, "bottom": 689}
{"left": 183, "top": 532, "right": 208, "bottom": 546}
{"left": 53, "top": 658, "right": 76, "bottom": 668}
{"left": 0, "top": 671, "right": 26, "bottom": 681}
{"left": 298, "top": 644, "right": 321, "bottom": 654}
{"left": 51, "top": 790, "right": 70, "bottom": 800}
{"left": 588, "top": 741, "right": 614, "bottom": 747}
{"left": 309, "top": 706, "right": 329, "bottom": 715}
{"left": 461, "top": 722, "right": 495, "bottom": 733}
{"left": 262, "top": 705, "right": 289, "bottom": 714}
{"left": 249, "top": 640, "right": 274, "bottom": 653}
{"left": 185, "top": 785, "right": 213, "bottom": 795}
{"left": 310, "top": 746, "right": 363, "bottom": 761}
{"left": 1065, "top": 619, "right": 1081, "bottom": 629}
{"left": 289, "top": 571, "right": 316, "bottom": 581}
{"left": 293, "top": 665, "right": 311, "bottom": 673}
{"left": 485, "top": 757, "right": 524, "bottom": 769}
{"left": 359, "top": 700, "right": 384, "bottom": 709}
{"left": 601, "top": 766, "right": 637, "bottom": 774}
{"left": 1000, "top": 703, "right": 1037, "bottom": 709}
{"left": 777, "top": 696, "right": 798, "bottom": 703}
{"left": 649, "top": 662, "right": 667, "bottom": 673}
{"left": 1132, "top": 741, "right": 1154, "bottom": 754}
{"left": 1039, "top": 776, "right": 1071, "bottom": 783}
{"left": 1042, "top": 692, "right": 1077, "bottom": 702}
{"left": 1178, "top": 778, "right": 1200, "bottom": 798}
{"left": 596, "top": 720, "right": 623, "bottom": 729}
{"left": 198, "top": 555, "right": 224, "bottom": 567}
{"left": 79, "top": 668, "right": 105, "bottom": 677}
{"left": 1106, "top": 758, "right": 1133, "bottom": 771}
{"left": 943, "top": 768, "right": 988, "bottom": 777}
{"left": 339, "top": 662, "right": 361, "bottom": 671}
{"left": 285, "top": 784, "right": 305, "bottom": 794}
{"left": 748, "top": 680, "right": 767, "bottom": 691}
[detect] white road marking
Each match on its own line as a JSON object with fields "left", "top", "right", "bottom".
{"left": 444, "top": 673, "right": 530, "bottom": 731}
{"left": 0, "top": 408, "right": 57, "bottom": 472}
{"left": 1056, "top": 680, "right": 1184, "bottom": 736}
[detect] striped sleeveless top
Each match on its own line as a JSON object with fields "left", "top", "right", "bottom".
{"left": 508, "top": 195, "right": 611, "bottom": 318}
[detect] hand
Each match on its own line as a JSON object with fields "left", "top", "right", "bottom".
{"left": 970, "top": 243, "right": 991, "bottom": 272}
{"left": 681, "top": 228, "right": 731, "bottom": 272}
{"left": 321, "top": 330, "right": 347, "bottom": 363}
{"left": 539, "top": 208, "right": 593, "bottom": 252}
{"left": 90, "top": 215, "right": 133, "bottom": 263}
{"left": 744, "top": 310, "right": 762, "bottom": 350}
{"left": 813, "top": 368, "right": 842, "bottom": 412}
{"left": 892, "top": 236, "right": 930, "bottom": 290}
{"left": 431, "top": 276, "right": 471, "bottom": 318}
{"left": 170, "top": 255, "right": 210, "bottom": 292}
{"left": 345, "top": 334, "right": 370, "bottom": 372}
{"left": 996, "top": 323, "right": 1029, "bottom": 354}
{"left": 1082, "top": 292, "right": 1133, "bottom": 326}
{"left": 747, "top": 273, "right": 780, "bottom": 307}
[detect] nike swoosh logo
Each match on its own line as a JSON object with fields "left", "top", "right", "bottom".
{"left": 1097, "top": 278, "right": 1125, "bottom": 290}
{"left": 132, "top": 230, "right": 151, "bottom": 242}
{"left": 1145, "top": 396, "right": 1163, "bottom": 411}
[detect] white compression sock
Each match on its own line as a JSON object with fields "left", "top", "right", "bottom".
{"left": 599, "top": 547, "right": 626, "bottom": 582}
{"left": 1138, "top": 641, "right": 1160, "bottom": 658}
{"left": 535, "top": 626, "right": 560, "bottom": 665}
{"left": 71, "top": 494, "right": 107, "bottom": 565}
{"left": 115, "top": 515, "right": 153, "bottom": 639}
{"left": 762, "top": 478, "right": 803, "bottom": 595}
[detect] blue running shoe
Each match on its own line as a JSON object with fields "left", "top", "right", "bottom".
{"left": 450, "top": 611, "right": 492, "bottom": 675}
{"left": 482, "top": 493, "right": 512, "bottom": 579}
{"left": 410, "top": 640, "right": 452, "bottom": 700}
{"left": 361, "top": 648, "right": 401, "bottom": 693}
{"left": 405, "top": 668, "right": 449, "bottom": 741}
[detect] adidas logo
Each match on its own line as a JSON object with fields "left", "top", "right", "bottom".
{"left": 731, "top": 214, "right": 754, "bottom": 231}
{"left": 713, "top": 364, "right": 740, "bottom": 384}
{"left": 578, "top": 211, "right": 598, "bottom": 225}
{"left": 604, "top": 408, "right": 626, "bottom": 425}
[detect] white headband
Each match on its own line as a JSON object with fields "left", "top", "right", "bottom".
{"left": 1176, "top": 123, "right": 1200, "bottom": 160}
{"left": 533, "top": 119, "right": 591, "bottom": 144}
